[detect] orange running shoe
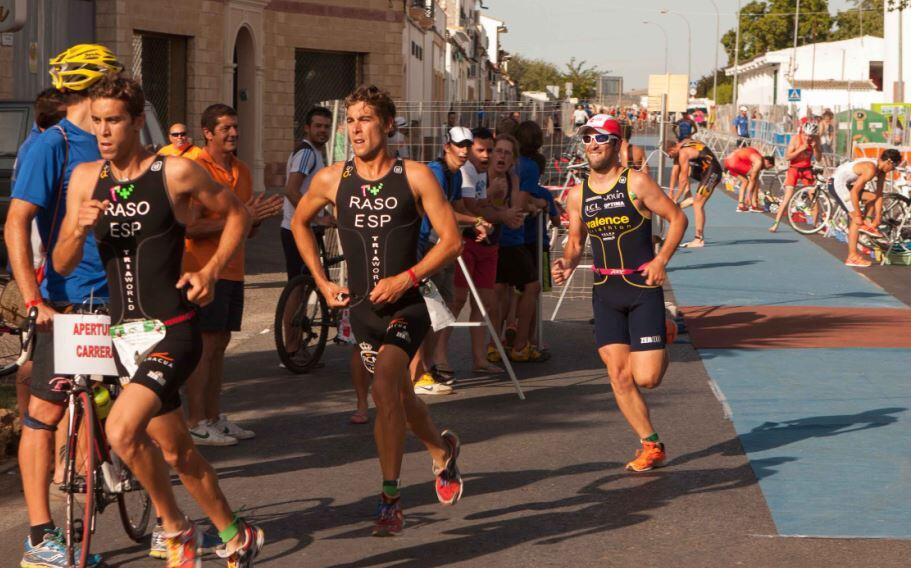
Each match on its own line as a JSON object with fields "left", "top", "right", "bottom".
{"left": 165, "top": 522, "right": 203, "bottom": 568}
{"left": 625, "top": 441, "right": 666, "bottom": 472}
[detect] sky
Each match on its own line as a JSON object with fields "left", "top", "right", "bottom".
{"left": 487, "top": 0, "right": 858, "bottom": 91}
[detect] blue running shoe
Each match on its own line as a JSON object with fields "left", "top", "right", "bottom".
{"left": 21, "top": 528, "right": 102, "bottom": 567}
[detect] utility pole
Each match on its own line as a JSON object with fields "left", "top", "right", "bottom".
{"left": 733, "top": 0, "right": 741, "bottom": 106}
{"left": 709, "top": 0, "right": 720, "bottom": 102}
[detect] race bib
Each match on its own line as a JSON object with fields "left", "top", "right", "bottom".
{"left": 110, "top": 319, "right": 167, "bottom": 381}
{"left": 420, "top": 279, "right": 455, "bottom": 331}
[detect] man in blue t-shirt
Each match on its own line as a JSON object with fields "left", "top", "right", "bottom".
{"left": 732, "top": 106, "right": 751, "bottom": 147}
{"left": 6, "top": 43, "right": 122, "bottom": 568}
{"left": 415, "top": 126, "right": 492, "bottom": 394}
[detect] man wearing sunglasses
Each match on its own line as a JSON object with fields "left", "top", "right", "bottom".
{"left": 829, "top": 149, "right": 903, "bottom": 268}
{"left": 158, "top": 122, "right": 202, "bottom": 159}
{"left": 553, "top": 115, "right": 687, "bottom": 473}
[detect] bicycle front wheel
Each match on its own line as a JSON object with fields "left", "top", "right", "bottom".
{"left": 882, "top": 193, "right": 911, "bottom": 252}
{"left": 788, "top": 187, "right": 832, "bottom": 235}
{"left": 274, "top": 275, "right": 330, "bottom": 373}
{"left": 64, "top": 391, "right": 97, "bottom": 568}
{"left": 116, "top": 456, "right": 152, "bottom": 541}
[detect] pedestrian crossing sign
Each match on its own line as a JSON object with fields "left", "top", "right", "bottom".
{"left": 788, "top": 88, "right": 801, "bottom": 102}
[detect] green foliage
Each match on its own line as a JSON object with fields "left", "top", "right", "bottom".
{"left": 509, "top": 55, "right": 599, "bottom": 99}
{"left": 711, "top": 83, "right": 733, "bottom": 105}
{"left": 722, "top": 0, "right": 832, "bottom": 63}
{"left": 831, "top": 0, "right": 884, "bottom": 39}
{"left": 508, "top": 55, "right": 562, "bottom": 94}
{"left": 695, "top": 70, "right": 732, "bottom": 98}
{"left": 563, "top": 58, "right": 600, "bottom": 100}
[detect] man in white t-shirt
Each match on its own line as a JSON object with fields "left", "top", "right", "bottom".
{"left": 281, "top": 106, "right": 332, "bottom": 278}
{"left": 573, "top": 104, "right": 589, "bottom": 130}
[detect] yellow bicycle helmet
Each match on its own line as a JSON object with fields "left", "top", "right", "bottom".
{"left": 48, "top": 44, "right": 124, "bottom": 91}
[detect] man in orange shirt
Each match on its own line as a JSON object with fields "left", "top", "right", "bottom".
{"left": 157, "top": 122, "right": 203, "bottom": 160}
{"left": 184, "top": 104, "right": 282, "bottom": 445}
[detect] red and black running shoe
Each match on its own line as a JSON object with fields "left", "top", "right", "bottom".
{"left": 434, "top": 430, "right": 463, "bottom": 506}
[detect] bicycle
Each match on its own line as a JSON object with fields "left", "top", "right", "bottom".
{"left": 0, "top": 277, "right": 38, "bottom": 379}
{"left": 788, "top": 172, "right": 911, "bottom": 260}
{"left": 53, "top": 306, "right": 152, "bottom": 566}
{"left": 274, "top": 224, "right": 348, "bottom": 373}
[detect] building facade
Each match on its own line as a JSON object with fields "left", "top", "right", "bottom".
{"left": 726, "top": 36, "right": 885, "bottom": 114}
{"left": 1, "top": 0, "right": 516, "bottom": 187}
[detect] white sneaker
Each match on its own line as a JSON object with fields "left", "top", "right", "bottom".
{"left": 189, "top": 422, "right": 237, "bottom": 446}
{"left": 414, "top": 373, "right": 454, "bottom": 395}
{"left": 213, "top": 414, "right": 255, "bottom": 440}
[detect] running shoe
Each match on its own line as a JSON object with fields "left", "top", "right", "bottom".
{"left": 749, "top": 205, "right": 765, "bottom": 213}
{"left": 151, "top": 525, "right": 220, "bottom": 559}
{"left": 21, "top": 528, "right": 102, "bottom": 568}
{"left": 508, "top": 343, "right": 550, "bottom": 362}
{"left": 625, "top": 441, "right": 666, "bottom": 472}
{"left": 213, "top": 414, "right": 255, "bottom": 440}
{"left": 189, "top": 421, "right": 238, "bottom": 446}
{"left": 414, "top": 373, "right": 453, "bottom": 395}
{"left": 845, "top": 256, "right": 872, "bottom": 268}
{"left": 372, "top": 498, "right": 404, "bottom": 537}
{"left": 216, "top": 522, "right": 265, "bottom": 568}
{"left": 680, "top": 237, "right": 705, "bottom": 248}
{"left": 433, "top": 430, "right": 463, "bottom": 506}
{"left": 859, "top": 224, "right": 885, "bottom": 239}
{"left": 736, "top": 204, "right": 748, "bottom": 213}
{"left": 486, "top": 343, "right": 502, "bottom": 363}
{"left": 165, "top": 522, "right": 203, "bottom": 568}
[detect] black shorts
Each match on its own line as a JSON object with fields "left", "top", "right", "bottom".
{"left": 113, "top": 320, "right": 202, "bottom": 415}
{"left": 695, "top": 161, "right": 723, "bottom": 198}
{"left": 524, "top": 242, "right": 552, "bottom": 292}
{"left": 197, "top": 279, "right": 244, "bottom": 332}
{"left": 496, "top": 245, "right": 537, "bottom": 288}
{"left": 281, "top": 227, "right": 305, "bottom": 280}
{"left": 349, "top": 294, "right": 430, "bottom": 374}
{"left": 30, "top": 331, "right": 69, "bottom": 404}
{"left": 592, "top": 280, "right": 666, "bottom": 351}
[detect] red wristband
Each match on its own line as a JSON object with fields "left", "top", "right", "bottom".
{"left": 406, "top": 269, "right": 420, "bottom": 288}
{"left": 25, "top": 299, "right": 43, "bottom": 309}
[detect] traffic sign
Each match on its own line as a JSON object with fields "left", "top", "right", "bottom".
{"left": 787, "top": 88, "right": 802, "bottom": 102}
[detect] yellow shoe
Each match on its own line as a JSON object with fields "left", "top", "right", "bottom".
{"left": 486, "top": 344, "right": 501, "bottom": 363}
{"left": 625, "top": 442, "right": 666, "bottom": 472}
{"left": 508, "top": 343, "right": 550, "bottom": 362}
{"left": 414, "top": 373, "right": 453, "bottom": 395}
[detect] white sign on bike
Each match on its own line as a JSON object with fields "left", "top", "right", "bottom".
{"left": 54, "top": 314, "right": 118, "bottom": 376}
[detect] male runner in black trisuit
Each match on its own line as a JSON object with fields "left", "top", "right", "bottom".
{"left": 553, "top": 115, "right": 687, "bottom": 472}
{"left": 291, "top": 85, "right": 464, "bottom": 536}
{"left": 53, "top": 76, "right": 264, "bottom": 567}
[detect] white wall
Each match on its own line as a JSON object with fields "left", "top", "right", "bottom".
{"left": 792, "top": 36, "right": 882, "bottom": 84}
{"left": 883, "top": 5, "right": 911, "bottom": 102}
{"left": 737, "top": 68, "right": 778, "bottom": 106}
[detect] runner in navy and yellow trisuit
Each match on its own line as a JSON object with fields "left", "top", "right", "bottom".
{"left": 553, "top": 115, "right": 688, "bottom": 472}
{"left": 667, "top": 139, "right": 723, "bottom": 248}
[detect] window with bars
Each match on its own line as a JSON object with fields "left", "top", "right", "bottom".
{"left": 294, "top": 49, "right": 363, "bottom": 137}
{"left": 131, "top": 32, "right": 188, "bottom": 129}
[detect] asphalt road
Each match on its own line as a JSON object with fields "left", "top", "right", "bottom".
{"left": 1, "top": 217, "right": 910, "bottom": 567}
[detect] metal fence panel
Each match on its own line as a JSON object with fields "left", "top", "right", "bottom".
{"left": 294, "top": 50, "right": 362, "bottom": 138}
{"left": 132, "top": 32, "right": 187, "bottom": 129}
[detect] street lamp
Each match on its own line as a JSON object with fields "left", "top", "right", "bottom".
{"left": 708, "top": 0, "right": 720, "bottom": 101}
{"left": 642, "top": 20, "right": 669, "bottom": 75}
{"left": 660, "top": 9, "right": 692, "bottom": 83}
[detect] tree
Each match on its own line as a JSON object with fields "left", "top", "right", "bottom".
{"left": 831, "top": 0, "right": 884, "bottom": 39}
{"left": 694, "top": 69, "right": 732, "bottom": 99}
{"left": 722, "top": 0, "right": 832, "bottom": 63}
{"left": 562, "top": 58, "right": 600, "bottom": 100}
{"left": 508, "top": 55, "right": 562, "bottom": 94}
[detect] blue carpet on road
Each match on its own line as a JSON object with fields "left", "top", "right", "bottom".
{"left": 669, "top": 185, "right": 911, "bottom": 538}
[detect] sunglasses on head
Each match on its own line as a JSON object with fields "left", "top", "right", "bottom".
{"left": 169, "top": 131, "right": 187, "bottom": 137}
{"left": 581, "top": 133, "right": 617, "bottom": 145}
{"left": 450, "top": 140, "right": 472, "bottom": 148}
